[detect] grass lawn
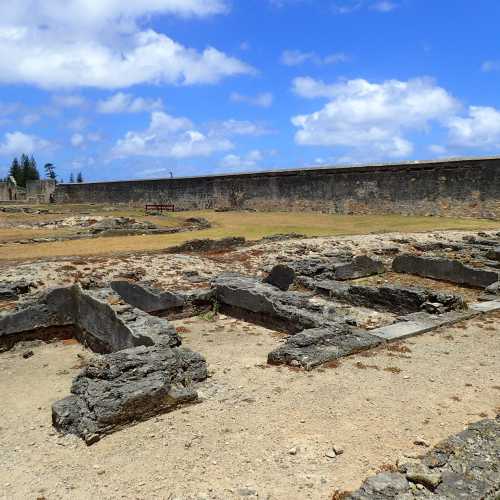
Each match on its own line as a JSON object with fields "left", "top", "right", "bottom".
{"left": 0, "top": 208, "right": 499, "bottom": 261}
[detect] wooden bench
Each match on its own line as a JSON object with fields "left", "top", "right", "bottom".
{"left": 145, "top": 203, "right": 175, "bottom": 213}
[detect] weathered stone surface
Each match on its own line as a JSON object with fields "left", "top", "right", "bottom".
{"left": 485, "top": 281, "right": 500, "bottom": 295}
{"left": 347, "top": 416, "right": 500, "bottom": 499}
{"left": 52, "top": 344, "right": 207, "bottom": 444}
{"left": 183, "top": 217, "right": 211, "bottom": 229}
{"left": 393, "top": 254, "right": 499, "bottom": 288}
{"left": 262, "top": 264, "right": 296, "bottom": 291}
{"left": 88, "top": 217, "right": 157, "bottom": 234}
{"left": 334, "top": 256, "right": 385, "bottom": 280}
{"left": 0, "top": 280, "right": 34, "bottom": 301}
{"left": 166, "top": 236, "right": 246, "bottom": 254}
{"left": 267, "top": 326, "right": 381, "bottom": 370}
{"left": 486, "top": 246, "right": 500, "bottom": 261}
{"left": 74, "top": 286, "right": 180, "bottom": 353}
{"left": 0, "top": 285, "right": 180, "bottom": 353}
{"left": 308, "top": 280, "right": 466, "bottom": 314}
{"left": 290, "top": 255, "right": 384, "bottom": 281}
{"left": 213, "top": 274, "right": 329, "bottom": 333}
{"left": 111, "top": 280, "right": 185, "bottom": 313}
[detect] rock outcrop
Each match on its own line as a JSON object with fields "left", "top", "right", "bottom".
{"left": 290, "top": 255, "right": 384, "bottom": 281}
{"left": 267, "top": 326, "right": 381, "bottom": 370}
{"left": 393, "top": 254, "right": 499, "bottom": 288}
{"left": 347, "top": 415, "right": 500, "bottom": 499}
{"left": 304, "top": 280, "right": 466, "bottom": 314}
{"left": 52, "top": 343, "right": 207, "bottom": 444}
{"left": 262, "top": 264, "right": 296, "bottom": 291}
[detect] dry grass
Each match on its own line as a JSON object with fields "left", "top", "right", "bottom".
{"left": 1, "top": 205, "right": 499, "bottom": 261}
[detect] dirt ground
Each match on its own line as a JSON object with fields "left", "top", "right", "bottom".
{"left": 1, "top": 312, "right": 498, "bottom": 500}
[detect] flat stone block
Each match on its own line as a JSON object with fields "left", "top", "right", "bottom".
{"left": 469, "top": 300, "right": 500, "bottom": 312}
{"left": 370, "top": 321, "right": 435, "bottom": 341}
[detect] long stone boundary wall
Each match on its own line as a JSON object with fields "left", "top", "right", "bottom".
{"left": 54, "top": 157, "right": 500, "bottom": 218}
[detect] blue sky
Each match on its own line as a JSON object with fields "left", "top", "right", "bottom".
{"left": 0, "top": 0, "right": 499, "bottom": 181}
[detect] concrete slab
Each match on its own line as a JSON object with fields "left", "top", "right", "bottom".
{"left": 469, "top": 300, "right": 500, "bottom": 312}
{"left": 370, "top": 321, "right": 435, "bottom": 341}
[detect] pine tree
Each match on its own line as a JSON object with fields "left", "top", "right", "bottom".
{"left": 77, "top": 172, "right": 83, "bottom": 183}
{"left": 16, "top": 154, "right": 40, "bottom": 187}
{"left": 69, "top": 172, "right": 75, "bottom": 183}
{"left": 44, "top": 163, "right": 57, "bottom": 180}
{"left": 8, "top": 157, "right": 22, "bottom": 185}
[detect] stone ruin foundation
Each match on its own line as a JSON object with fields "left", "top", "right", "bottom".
{"left": 1, "top": 235, "right": 500, "bottom": 457}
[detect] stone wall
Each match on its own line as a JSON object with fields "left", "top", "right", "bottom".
{"left": 26, "top": 179, "right": 56, "bottom": 203}
{"left": 54, "top": 157, "right": 500, "bottom": 218}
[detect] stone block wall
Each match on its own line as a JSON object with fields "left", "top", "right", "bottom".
{"left": 53, "top": 157, "right": 500, "bottom": 218}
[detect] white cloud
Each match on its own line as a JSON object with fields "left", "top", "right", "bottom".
{"left": 292, "top": 76, "right": 341, "bottom": 98}
{"left": 481, "top": 60, "right": 500, "bottom": 72}
{"left": 230, "top": 92, "right": 273, "bottom": 108}
{"left": 71, "top": 131, "right": 102, "bottom": 147}
{"left": 71, "top": 133, "right": 85, "bottom": 147}
{"left": 0, "top": 1, "right": 253, "bottom": 89}
{"left": 447, "top": 106, "right": 500, "bottom": 148}
{"left": 0, "top": 131, "right": 53, "bottom": 155}
{"left": 291, "top": 77, "right": 459, "bottom": 158}
{"left": 112, "top": 111, "right": 233, "bottom": 159}
{"left": 97, "top": 93, "right": 163, "bottom": 114}
{"left": 281, "top": 50, "right": 348, "bottom": 66}
{"left": 221, "top": 150, "right": 263, "bottom": 170}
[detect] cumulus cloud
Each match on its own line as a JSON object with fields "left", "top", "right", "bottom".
{"left": 230, "top": 92, "right": 274, "bottom": 108}
{"left": 0, "top": 1, "right": 253, "bottom": 89}
{"left": 97, "top": 93, "right": 163, "bottom": 114}
{"left": 447, "top": 106, "right": 500, "bottom": 148}
{"left": 0, "top": 131, "right": 53, "bottom": 155}
{"left": 220, "top": 150, "right": 263, "bottom": 170}
{"left": 112, "top": 111, "right": 233, "bottom": 159}
{"left": 291, "top": 77, "right": 459, "bottom": 158}
{"left": 281, "top": 50, "right": 348, "bottom": 66}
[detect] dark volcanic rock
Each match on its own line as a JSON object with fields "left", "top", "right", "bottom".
{"left": 334, "top": 256, "right": 385, "bottom": 280}
{"left": 262, "top": 264, "right": 296, "bottom": 291}
{"left": 267, "top": 326, "right": 381, "bottom": 370}
{"left": 346, "top": 415, "right": 500, "bottom": 499}
{"left": 393, "top": 254, "right": 499, "bottom": 288}
{"left": 111, "top": 280, "right": 185, "bottom": 313}
{"left": 290, "top": 255, "right": 384, "bottom": 281}
{"left": 486, "top": 246, "right": 500, "bottom": 261}
{"left": 0, "top": 285, "right": 180, "bottom": 353}
{"left": 52, "top": 344, "right": 207, "bottom": 444}
{"left": 213, "top": 274, "right": 329, "bottom": 333}
{"left": 0, "top": 280, "right": 34, "bottom": 301}
{"left": 307, "top": 280, "right": 466, "bottom": 314}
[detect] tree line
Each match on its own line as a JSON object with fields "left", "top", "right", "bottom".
{"left": 6, "top": 155, "right": 84, "bottom": 186}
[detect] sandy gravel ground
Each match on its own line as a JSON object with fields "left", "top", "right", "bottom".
{"left": 0, "top": 311, "right": 498, "bottom": 500}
